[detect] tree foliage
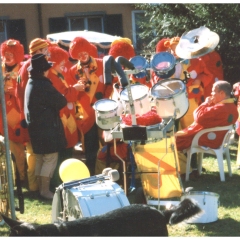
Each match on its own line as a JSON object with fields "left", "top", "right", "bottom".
{"left": 134, "top": 3, "right": 240, "bottom": 84}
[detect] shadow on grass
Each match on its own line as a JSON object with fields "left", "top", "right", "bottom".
{"left": 193, "top": 217, "right": 240, "bottom": 236}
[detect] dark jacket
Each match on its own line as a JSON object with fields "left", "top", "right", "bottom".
{"left": 24, "top": 75, "right": 67, "bottom": 154}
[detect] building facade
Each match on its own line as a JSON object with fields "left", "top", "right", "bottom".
{"left": 0, "top": 3, "right": 147, "bottom": 54}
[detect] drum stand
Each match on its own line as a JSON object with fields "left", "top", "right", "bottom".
{"left": 111, "top": 69, "right": 184, "bottom": 208}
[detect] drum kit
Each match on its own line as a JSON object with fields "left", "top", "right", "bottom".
{"left": 94, "top": 26, "right": 220, "bottom": 134}
{"left": 93, "top": 26, "right": 220, "bottom": 195}
{"left": 52, "top": 26, "right": 221, "bottom": 223}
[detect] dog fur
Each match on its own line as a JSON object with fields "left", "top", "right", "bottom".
{"left": 2, "top": 198, "right": 201, "bottom": 236}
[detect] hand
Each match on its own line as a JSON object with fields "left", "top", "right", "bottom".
{"left": 73, "top": 81, "right": 85, "bottom": 91}
{"left": 5, "top": 87, "right": 15, "bottom": 96}
{"left": 205, "top": 96, "right": 213, "bottom": 105}
{"left": 233, "top": 82, "right": 240, "bottom": 90}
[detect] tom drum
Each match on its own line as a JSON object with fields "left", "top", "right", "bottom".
{"left": 151, "top": 78, "right": 188, "bottom": 119}
{"left": 120, "top": 84, "right": 151, "bottom": 115}
{"left": 93, "top": 99, "right": 120, "bottom": 130}
{"left": 151, "top": 52, "right": 176, "bottom": 79}
{"left": 130, "top": 56, "right": 149, "bottom": 78}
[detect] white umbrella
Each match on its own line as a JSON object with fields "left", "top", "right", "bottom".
{"left": 47, "top": 30, "right": 121, "bottom": 49}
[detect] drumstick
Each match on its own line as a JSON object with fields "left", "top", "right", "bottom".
{"left": 160, "top": 84, "right": 175, "bottom": 93}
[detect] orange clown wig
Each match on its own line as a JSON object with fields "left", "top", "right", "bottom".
{"left": 48, "top": 45, "right": 69, "bottom": 65}
{"left": 155, "top": 38, "right": 170, "bottom": 53}
{"left": 108, "top": 38, "right": 135, "bottom": 60}
{"left": 69, "top": 37, "right": 93, "bottom": 60}
{"left": 1, "top": 39, "right": 24, "bottom": 64}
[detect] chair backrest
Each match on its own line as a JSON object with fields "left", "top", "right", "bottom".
{"left": 191, "top": 125, "right": 234, "bottom": 149}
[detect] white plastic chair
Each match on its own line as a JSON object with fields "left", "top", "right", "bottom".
{"left": 185, "top": 125, "right": 234, "bottom": 182}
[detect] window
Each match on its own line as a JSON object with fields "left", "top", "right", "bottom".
{"left": 0, "top": 20, "right": 7, "bottom": 45}
{"left": 131, "top": 10, "right": 153, "bottom": 55}
{"left": 66, "top": 12, "right": 104, "bottom": 32}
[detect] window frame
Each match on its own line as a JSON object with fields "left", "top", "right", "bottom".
{"left": 65, "top": 11, "right": 105, "bottom": 32}
{"left": 0, "top": 16, "right": 8, "bottom": 44}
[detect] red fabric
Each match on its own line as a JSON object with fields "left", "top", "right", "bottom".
{"left": 69, "top": 58, "right": 112, "bottom": 134}
{"left": 188, "top": 58, "right": 214, "bottom": 101}
{"left": 121, "top": 111, "right": 162, "bottom": 126}
{"left": 47, "top": 69, "right": 79, "bottom": 148}
{"left": 0, "top": 63, "right": 25, "bottom": 143}
{"left": 97, "top": 142, "right": 129, "bottom": 162}
{"left": 176, "top": 100, "right": 238, "bottom": 151}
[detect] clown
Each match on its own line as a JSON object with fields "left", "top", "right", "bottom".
{"left": 0, "top": 39, "right": 26, "bottom": 183}
{"left": 68, "top": 37, "right": 112, "bottom": 175}
{"left": 108, "top": 38, "right": 152, "bottom": 89}
{"left": 47, "top": 45, "right": 84, "bottom": 188}
{"left": 200, "top": 50, "right": 224, "bottom": 99}
{"left": 161, "top": 37, "right": 214, "bottom": 130}
{"left": 150, "top": 37, "right": 170, "bottom": 86}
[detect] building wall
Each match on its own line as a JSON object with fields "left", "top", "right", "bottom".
{"left": 41, "top": 4, "right": 135, "bottom": 38}
{"left": 0, "top": 3, "right": 136, "bottom": 47}
{"left": 0, "top": 4, "right": 39, "bottom": 43}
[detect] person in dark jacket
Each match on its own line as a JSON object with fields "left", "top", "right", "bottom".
{"left": 24, "top": 54, "right": 67, "bottom": 199}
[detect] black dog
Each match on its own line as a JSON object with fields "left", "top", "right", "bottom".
{"left": 2, "top": 198, "right": 201, "bottom": 236}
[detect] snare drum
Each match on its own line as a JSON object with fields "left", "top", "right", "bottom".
{"left": 151, "top": 52, "right": 176, "bottom": 79}
{"left": 120, "top": 84, "right": 151, "bottom": 115}
{"left": 93, "top": 99, "right": 120, "bottom": 130}
{"left": 181, "top": 191, "right": 219, "bottom": 223}
{"left": 130, "top": 56, "right": 149, "bottom": 78}
{"left": 52, "top": 180, "right": 130, "bottom": 222}
{"left": 151, "top": 79, "right": 189, "bottom": 119}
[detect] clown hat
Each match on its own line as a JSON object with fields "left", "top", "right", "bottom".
{"left": 1, "top": 39, "right": 24, "bottom": 64}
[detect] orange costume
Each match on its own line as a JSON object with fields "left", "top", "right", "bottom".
{"left": 200, "top": 50, "right": 224, "bottom": 99}
{"left": 0, "top": 39, "right": 26, "bottom": 181}
{"left": 109, "top": 38, "right": 152, "bottom": 89}
{"left": 48, "top": 45, "right": 79, "bottom": 148}
{"left": 152, "top": 37, "right": 214, "bottom": 129}
{"left": 68, "top": 37, "right": 113, "bottom": 175}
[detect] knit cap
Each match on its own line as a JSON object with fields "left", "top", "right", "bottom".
{"left": 29, "top": 38, "right": 49, "bottom": 55}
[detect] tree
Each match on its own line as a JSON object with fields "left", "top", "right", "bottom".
{"left": 134, "top": 3, "right": 240, "bottom": 84}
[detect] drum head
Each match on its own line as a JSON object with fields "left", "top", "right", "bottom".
{"left": 151, "top": 52, "right": 176, "bottom": 78}
{"left": 151, "top": 79, "right": 184, "bottom": 99}
{"left": 130, "top": 56, "right": 148, "bottom": 78}
{"left": 120, "top": 84, "right": 149, "bottom": 101}
{"left": 94, "top": 99, "right": 118, "bottom": 112}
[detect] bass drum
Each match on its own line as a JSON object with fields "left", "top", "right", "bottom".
{"left": 52, "top": 180, "right": 130, "bottom": 222}
{"left": 151, "top": 52, "right": 176, "bottom": 79}
{"left": 151, "top": 78, "right": 189, "bottom": 119}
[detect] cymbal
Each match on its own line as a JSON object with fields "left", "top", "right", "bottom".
{"left": 175, "top": 26, "right": 219, "bottom": 59}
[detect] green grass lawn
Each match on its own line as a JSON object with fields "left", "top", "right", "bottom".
{"left": 1, "top": 140, "right": 240, "bottom": 236}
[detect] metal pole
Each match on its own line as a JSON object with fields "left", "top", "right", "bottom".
{"left": 0, "top": 62, "right": 16, "bottom": 220}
